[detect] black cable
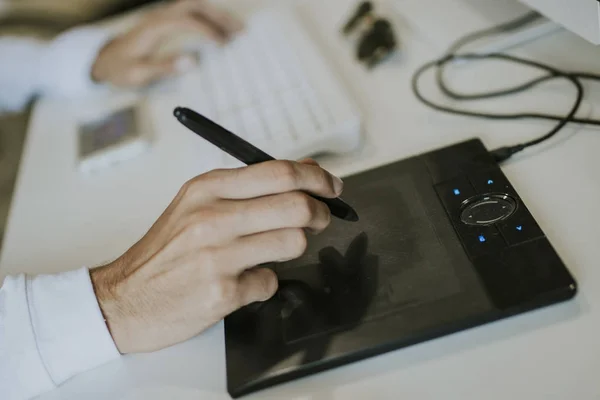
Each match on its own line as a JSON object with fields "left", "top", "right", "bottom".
{"left": 437, "top": 10, "right": 543, "bottom": 99}
{"left": 437, "top": 17, "right": 600, "bottom": 107}
{"left": 412, "top": 11, "right": 600, "bottom": 163}
{"left": 413, "top": 55, "right": 586, "bottom": 123}
{"left": 444, "top": 11, "right": 543, "bottom": 54}
{"left": 573, "top": 72, "right": 600, "bottom": 81}
{"left": 413, "top": 53, "right": 585, "bottom": 161}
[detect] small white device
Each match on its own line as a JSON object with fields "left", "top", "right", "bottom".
{"left": 518, "top": 0, "right": 600, "bottom": 44}
{"left": 77, "top": 107, "right": 150, "bottom": 174}
{"left": 174, "top": 5, "right": 364, "bottom": 168}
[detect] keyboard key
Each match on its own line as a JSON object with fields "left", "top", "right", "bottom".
{"left": 282, "top": 91, "right": 315, "bottom": 138}
{"left": 261, "top": 101, "right": 294, "bottom": 142}
{"left": 226, "top": 41, "right": 253, "bottom": 107}
{"left": 266, "top": 32, "right": 299, "bottom": 86}
{"left": 255, "top": 28, "right": 291, "bottom": 90}
{"left": 180, "top": 73, "right": 215, "bottom": 119}
{"left": 206, "top": 55, "right": 232, "bottom": 113}
{"left": 300, "top": 84, "right": 332, "bottom": 129}
{"left": 221, "top": 152, "right": 244, "bottom": 169}
{"left": 249, "top": 66, "right": 271, "bottom": 100}
{"left": 218, "top": 114, "right": 237, "bottom": 134}
{"left": 230, "top": 114, "right": 245, "bottom": 138}
{"left": 240, "top": 108, "right": 267, "bottom": 141}
{"left": 237, "top": 37, "right": 271, "bottom": 102}
{"left": 193, "top": 82, "right": 217, "bottom": 120}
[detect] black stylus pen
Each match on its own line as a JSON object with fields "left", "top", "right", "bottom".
{"left": 173, "top": 107, "right": 359, "bottom": 222}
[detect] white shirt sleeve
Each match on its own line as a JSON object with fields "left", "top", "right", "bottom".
{"left": 0, "top": 267, "right": 121, "bottom": 400}
{"left": 0, "top": 26, "right": 114, "bottom": 113}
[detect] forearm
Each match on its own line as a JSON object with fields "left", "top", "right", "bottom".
{"left": 0, "top": 267, "right": 120, "bottom": 400}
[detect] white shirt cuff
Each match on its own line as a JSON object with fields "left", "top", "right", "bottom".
{"left": 37, "top": 26, "right": 115, "bottom": 100}
{"left": 28, "top": 267, "right": 121, "bottom": 384}
{"left": 0, "top": 267, "right": 120, "bottom": 400}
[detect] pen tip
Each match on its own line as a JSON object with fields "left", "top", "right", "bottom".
{"left": 174, "top": 107, "right": 183, "bottom": 119}
{"left": 346, "top": 208, "right": 359, "bottom": 222}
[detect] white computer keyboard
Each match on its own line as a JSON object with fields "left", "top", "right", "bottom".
{"left": 176, "top": 4, "right": 363, "bottom": 168}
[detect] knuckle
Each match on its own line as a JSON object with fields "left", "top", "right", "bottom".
{"left": 182, "top": 169, "right": 228, "bottom": 199}
{"left": 195, "top": 171, "right": 217, "bottom": 187}
{"left": 320, "top": 202, "right": 332, "bottom": 228}
{"left": 288, "top": 192, "right": 317, "bottom": 225}
{"left": 181, "top": 16, "right": 201, "bottom": 29}
{"left": 212, "top": 279, "right": 239, "bottom": 305}
{"left": 172, "top": 0, "right": 189, "bottom": 10}
{"left": 317, "top": 168, "right": 334, "bottom": 193}
{"left": 199, "top": 248, "right": 220, "bottom": 274}
{"left": 253, "top": 274, "right": 269, "bottom": 299}
{"left": 185, "top": 207, "right": 221, "bottom": 239}
{"left": 256, "top": 271, "right": 277, "bottom": 300}
{"left": 270, "top": 160, "right": 298, "bottom": 189}
{"left": 179, "top": 178, "right": 194, "bottom": 197}
{"left": 202, "top": 168, "right": 232, "bottom": 187}
{"left": 284, "top": 228, "right": 308, "bottom": 258}
{"left": 180, "top": 175, "right": 204, "bottom": 198}
{"left": 188, "top": 221, "right": 207, "bottom": 239}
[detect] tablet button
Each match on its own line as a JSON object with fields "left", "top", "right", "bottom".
{"left": 435, "top": 177, "right": 477, "bottom": 211}
{"left": 498, "top": 206, "right": 544, "bottom": 245}
{"left": 457, "top": 223, "right": 505, "bottom": 258}
{"left": 460, "top": 194, "right": 517, "bottom": 226}
{"left": 469, "top": 169, "right": 517, "bottom": 197}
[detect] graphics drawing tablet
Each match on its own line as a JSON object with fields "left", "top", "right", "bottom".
{"left": 224, "top": 138, "right": 577, "bottom": 398}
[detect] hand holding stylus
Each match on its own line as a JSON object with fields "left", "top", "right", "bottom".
{"left": 91, "top": 158, "right": 341, "bottom": 353}
{"left": 174, "top": 107, "right": 359, "bottom": 222}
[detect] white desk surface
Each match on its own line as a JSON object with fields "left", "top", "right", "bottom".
{"left": 2, "top": 0, "right": 600, "bottom": 399}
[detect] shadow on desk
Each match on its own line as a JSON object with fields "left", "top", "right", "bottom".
{"left": 0, "top": 108, "right": 30, "bottom": 256}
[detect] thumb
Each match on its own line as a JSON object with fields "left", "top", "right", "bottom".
{"left": 237, "top": 268, "right": 278, "bottom": 307}
{"left": 128, "top": 54, "right": 197, "bottom": 86}
{"left": 298, "top": 158, "right": 320, "bottom": 167}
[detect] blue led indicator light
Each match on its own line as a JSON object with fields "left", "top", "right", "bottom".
{"left": 453, "top": 189, "right": 460, "bottom": 195}
{"left": 516, "top": 225, "right": 523, "bottom": 231}
{"left": 478, "top": 235, "right": 486, "bottom": 243}
{"left": 487, "top": 179, "right": 494, "bottom": 185}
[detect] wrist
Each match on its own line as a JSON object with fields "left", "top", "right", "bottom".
{"left": 90, "top": 261, "right": 135, "bottom": 354}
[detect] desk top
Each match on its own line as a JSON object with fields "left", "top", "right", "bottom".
{"left": 2, "top": 0, "right": 600, "bottom": 399}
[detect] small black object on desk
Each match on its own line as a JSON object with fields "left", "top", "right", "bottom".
{"left": 357, "top": 18, "right": 397, "bottom": 68}
{"left": 173, "top": 107, "right": 359, "bottom": 222}
{"left": 342, "top": 1, "right": 373, "bottom": 34}
{"left": 342, "top": 1, "right": 398, "bottom": 69}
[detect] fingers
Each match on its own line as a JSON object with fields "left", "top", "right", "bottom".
{"left": 165, "top": 0, "right": 243, "bottom": 43}
{"left": 198, "top": 160, "right": 343, "bottom": 201}
{"left": 126, "top": 54, "right": 197, "bottom": 86}
{"left": 236, "top": 268, "right": 278, "bottom": 306}
{"left": 181, "top": 0, "right": 244, "bottom": 35}
{"left": 182, "top": 190, "right": 331, "bottom": 246}
{"left": 209, "top": 228, "right": 308, "bottom": 275}
{"left": 138, "top": 14, "right": 230, "bottom": 50}
{"left": 225, "top": 191, "right": 332, "bottom": 236}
